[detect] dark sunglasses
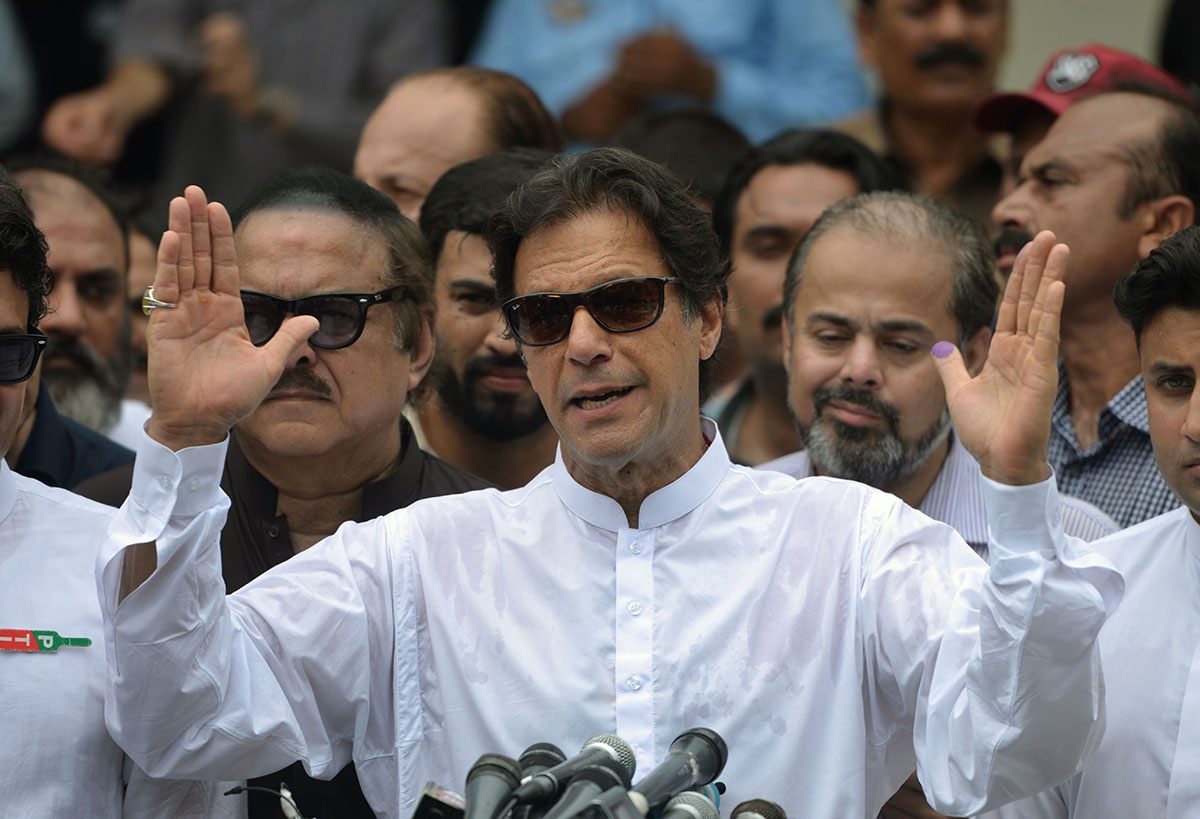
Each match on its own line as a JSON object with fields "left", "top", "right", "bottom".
{"left": 0, "top": 333, "right": 47, "bottom": 384}
{"left": 502, "top": 276, "right": 682, "bottom": 347}
{"left": 240, "top": 286, "right": 408, "bottom": 350}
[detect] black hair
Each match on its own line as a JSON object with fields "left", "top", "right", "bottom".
{"left": 612, "top": 108, "right": 751, "bottom": 203}
{"left": 486, "top": 148, "right": 728, "bottom": 397}
{"left": 1114, "top": 224, "right": 1200, "bottom": 343}
{"left": 0, "top": 176, "right": 52, "bottom": 329}
{"left": 420, "top": 148, "right": 552, "bottom": 266}
{"left": 712, "top": 128, "right": 905, "bottom": 258}
{"left": 233, "top": 166, "right": 433, "bottom": 351}
{"left": 785, "top": 191, "right": 999, "bottom": 347}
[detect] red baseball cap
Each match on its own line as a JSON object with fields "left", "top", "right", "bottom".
{"left": 974, "top": 44, "right": 1193, "bottom": 133}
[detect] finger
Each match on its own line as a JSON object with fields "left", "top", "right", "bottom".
{"left": 931, "top": 341, "right": 972, "bottom": 408}
{"left": 994, "top": 240, "right": 1030, "bottom": 335}
{"left": 1031, "top": 279, "right": 1065, "bottom": 374}
{"left": 1028, "top": 243, "right": 1069, "bottom": 341}
{"left": 1016, "top": 231, "right": 1054, "bottom": 336}
{"left": 185, "top": 185, "right": 214, "bottom": 291}
{"left": 167, "top": 195, "right": 195, "bottom": 293}
{"left": 207, "top": 202, "right": 240, "bottom": 296}
{"left": 152, "top": 229, "right": 181, "bottom": 308}
{"left": 261, "top": 314, "right": 320, "bottom": 373}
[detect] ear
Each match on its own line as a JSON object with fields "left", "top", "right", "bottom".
{"left": 855, "top": 6, "right": 878, "bottom": 67}
{"left": 1137, "top": 194, "right": 1195, "bottom": 259}
{"left": 405, "top": 305, "right": 436, "bottom": 392}
{"left": 697, "top": 294, "right": 725, "bottom": 362}
{"left": 961, "top": 325, "right": 991, "bottom": 378}
{"left": 782, "top": 315, "right": 794, "bottom": 376}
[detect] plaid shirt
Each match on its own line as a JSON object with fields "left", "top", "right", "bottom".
{"left": 1048, "top": 369, "right": 1181, "bottom": 528}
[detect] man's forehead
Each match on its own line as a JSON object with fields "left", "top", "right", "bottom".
{"left": 798, "top": 226, "right": 954, "bottom": 308}
{"left": 515, "top": 209, "right": 661, "bottom": 288}
{"left": 1028, "top": 93, "right": 1170, "bottom": 168}
{"left": 236, "top": 208, "right": 389, "bottom": 292}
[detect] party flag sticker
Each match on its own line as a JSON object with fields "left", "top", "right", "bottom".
{"left": 0, "top": 629, "right": 92, "bottom": 653}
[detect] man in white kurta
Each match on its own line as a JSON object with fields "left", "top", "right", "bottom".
{"left": 97, "top": 156, "right": 1120, "bottom": 819}
{"left": 982, "top": 221, "right": 1200, "bottom": 819}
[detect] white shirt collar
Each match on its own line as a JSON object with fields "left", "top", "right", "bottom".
{"left": 551, "top": 417, "right": 731, "bottom": 531}
{"left": 0, "top": 460, "right": 16, "bottom": 524}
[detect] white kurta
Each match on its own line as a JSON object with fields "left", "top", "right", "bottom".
{"left": 983, "top": 505, "right": 1200, "bottom": 819}
{"left": 0, "top": 461, "right": 233, "bottom": 818}
{"left": 97, "top": 422, "right": 1123, "bottom": 819}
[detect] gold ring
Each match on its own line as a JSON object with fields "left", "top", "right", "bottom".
{"left": 141, "top": 285, "right": 177, "bottom": 316}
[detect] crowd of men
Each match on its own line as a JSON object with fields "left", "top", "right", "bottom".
{"left": 1, "top": 2, "right": 1198, "bottom": 818}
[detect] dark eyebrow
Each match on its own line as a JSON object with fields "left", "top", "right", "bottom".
{"left": 1030, "top": 159, "right": 1073, "bottom": 181}
{"left": 1148, "top": 361, "right": 1194, "bottom": 377}
{"left": 878, "top": 319, "right": 935, "bottom": 339}
{"left": 806, "top": 311, "right": 856, "bottom": 330}
{"left": 448, "top": 279, "right": 496, "bottom": 294}
{"left": 741, "top": 225, "right": 793, "bottom": 245}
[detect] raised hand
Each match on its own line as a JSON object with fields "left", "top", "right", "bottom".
{"left": 932, "top": 230, "right": 1066, "bottom": 485}
{"left": 145, "top": 186, "right": 318, "bottom": 450}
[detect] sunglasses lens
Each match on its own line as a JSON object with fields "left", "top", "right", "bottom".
{"left": 0, "top": 336, "right": 41, "bottom": 384}
{"left": 591, "top": 279, "right": 663, "bottom": 331}
{"left": 303, "top": 296, "right": 365, "bottom": 349}
{"left": 241, "top": 294, "right": 282, "bottom": 347}
{"left": 508, "top": 294, "right": 571, "bottom": 346}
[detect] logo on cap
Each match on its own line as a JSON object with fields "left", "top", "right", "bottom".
{"left": 1045, "top": 53, "right": 1100, "bottom": 93}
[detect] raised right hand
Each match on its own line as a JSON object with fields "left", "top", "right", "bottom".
{"left": 145, "top": 186, "right": 318, "bottom": 450}
{"left": 41, "top": 90, "right": 130, "bottom": 164}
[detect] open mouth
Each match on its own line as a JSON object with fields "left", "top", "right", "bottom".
{"left": 573, "top": 387, "right": 632, "bottom": 410}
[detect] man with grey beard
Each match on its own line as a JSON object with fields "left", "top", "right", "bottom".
{"left": 761, "top": 190, "right": 1118, "bottom": 819}
{"left": 762, "top": 191, "right": 1115, "bottom": 551}
{"left": 9, "top": 162, "right": 137, "bottom": 435}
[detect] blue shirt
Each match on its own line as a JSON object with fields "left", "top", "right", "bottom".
{"left": 14, "top": 382, "right": 134, "bottom": 490}
{"left": 470, "top": 0, "right": 869, "bottom": 143}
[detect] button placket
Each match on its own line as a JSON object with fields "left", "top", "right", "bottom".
{"left": 613, "top": 528, "right": 655, "bottom": 761}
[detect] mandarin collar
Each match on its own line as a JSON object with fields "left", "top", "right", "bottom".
{"left": 0, "top": 460, "right": 16, "bottom": 525}
{"left": 1184, "top": 506, "right": 1200, "bottom": 563}
{"left": 551, "top": 417, "right": 731, "bottom": 532}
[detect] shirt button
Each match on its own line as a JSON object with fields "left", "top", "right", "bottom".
{"left": 185, "top": 477, "right": 201, "bottom": 492}
{"left": 629, "top": 541, "right": 643, "bottom": 555}
{"left": 626, "top": 675, "right": 642, "bottom": 691}
{"left": 267, "top": 526, "right": 281, "bottom": 538}
{"left": 157, "top": 476, "right": 171, "bottom": 490}
{"left": 627, "top": 601, "right": 643, "bottom": 616}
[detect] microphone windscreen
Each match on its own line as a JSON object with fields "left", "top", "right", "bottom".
{"left": 730, "top": 799, "right": 787, "bottom": 819}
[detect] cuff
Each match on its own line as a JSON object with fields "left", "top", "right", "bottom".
{"left": 130, "top": 425, "right": 229, "bottom": 520}
{"left": 983, "top": 470, "right": 1062, "bottom": 560}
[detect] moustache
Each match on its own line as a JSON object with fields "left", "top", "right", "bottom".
{"left": 43, "top": 334, "right": 108, "bottom": 378}
{"left": 994, "top": 227, "right": 1034, "bottom": 261}
{"left": 762, "top": 304, "right": 785, "bottom": 332}
{"left": 914, "top": 41, "right": 986, "bottom": 72}
{"left": 271, "top": 367, "right": 332, "bottom": 397}
{"left": 464, "top": 350, "right": 528, "bottom": 382}
{"left": 813, "top": 383, "right": 901, "bottom": 435}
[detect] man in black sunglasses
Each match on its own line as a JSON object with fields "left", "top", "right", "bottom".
{"left": 100, "top": 151, "right": 1120, "bottom": 819}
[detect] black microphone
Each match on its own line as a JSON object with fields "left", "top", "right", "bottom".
{"left": 625, "top": 728, "right": 728, "bottom": 815}
{"left": 464, "top": 753, "right": 522, "bottom": 819}
{"left": 540, "top": 757, "right": 633, "bottom": 819}
{"left": 514, "top": 743, "right": 567, "bottom": 819}
{"left": 660, "top": 791, "right": 719, "bottom": 819}
{"left": 730, "top": 799, "right": 786, "bottom": 819}
{"left": 511, "top": 734, "right": 636, "bottom": 804}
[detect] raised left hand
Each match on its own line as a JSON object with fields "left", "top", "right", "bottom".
{"left": 933, "top": 230, "right": 1066, "bottom": 486}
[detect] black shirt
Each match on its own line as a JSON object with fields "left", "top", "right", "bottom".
{"left": 14, "top": 382, "right": 134, "bottom": 489}
{"left": 74, "top": 418, "right": 491, "bottom": 818}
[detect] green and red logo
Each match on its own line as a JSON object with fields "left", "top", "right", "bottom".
{"left": 0, "top": 629, "right": 92, "bottom": 653}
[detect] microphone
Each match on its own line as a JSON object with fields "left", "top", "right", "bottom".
{"left": 660, "top": 791, "right": 719, "bottom": 819}
{"left": 540, "top": 757, "right": 633, "bottom": 819}
{"left": 511, "top": 734, "right": 636, "bottom": 804}
{"left": 410, "top": 781, "right": 467, "bottom": 819}
{"left": 464, "top": 753, "right": 522, "bottom": 819}
{"left": 514, "top": 743, "right": 567, "bottom": 819}
{"left": 730, "top": 800, "right": 786, "bottom": 819}
{"left": 626, "top": 728, "right": 728, "bottom": 814}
